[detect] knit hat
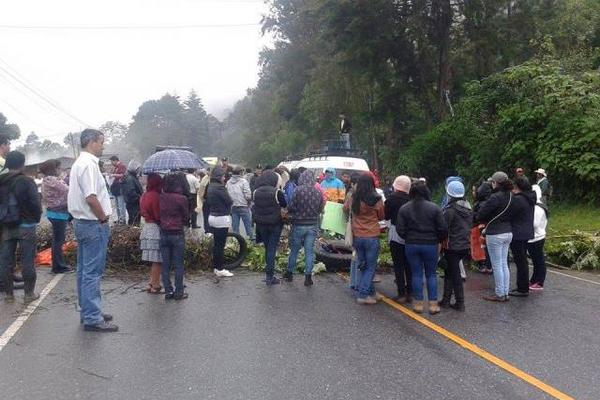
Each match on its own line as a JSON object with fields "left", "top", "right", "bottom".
{"left": 127, "top": 160, "right": 141, "bottom": 172}
{"left": 491, "top": 171, "right": 508, "bottom": 184}
{"left": 393, "top": 175, "right": 411, "bottom": 193}
{"left": 211, "top": 166, "right": 225, "bottom": 182}
{"left": 446, "top": 180, "right": 465, "bottom": 198}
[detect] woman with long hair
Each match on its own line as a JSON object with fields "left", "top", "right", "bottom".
{"left": 40, "top": 159, "right": 73, "bottom": 274}
{"left": 397, "top": 181, "right": 448, "bottom": 314}
{"left": 476, "top": 172, "right": 516, "bottom": 302}
{"left": 140, "top": 173, "right": 163, "bottom": 294}
{"left": 344, "top": 174, "right": 385, "bottom": 305}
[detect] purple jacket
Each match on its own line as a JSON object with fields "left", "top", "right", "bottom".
{"left": 159, "top": 192, "right": 189, "bottom": 232}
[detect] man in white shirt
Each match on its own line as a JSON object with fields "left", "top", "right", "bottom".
{"left": 68, "top": 129, "right": 117, "bottom": 332}
{"left": 185, "top": 169, "right": 200, "bottom": 228}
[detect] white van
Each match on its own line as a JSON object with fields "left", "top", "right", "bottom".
{"left": 279, "top": 155, "right": 370, "bottom": 178}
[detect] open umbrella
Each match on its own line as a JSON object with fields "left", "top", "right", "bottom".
{"left": 142, "top": 149, "right": 209, "bottom": 174}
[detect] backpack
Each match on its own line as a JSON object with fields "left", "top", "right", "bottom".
{"left": 0, "top": 179, "right": 21, "bottom": 226}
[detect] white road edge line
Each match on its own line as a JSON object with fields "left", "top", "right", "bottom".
{"left": 0, "top": 274, "right": 64, "bottom": 352}
{"left": 547, "top": 268, "right": 600, "bottom": 286}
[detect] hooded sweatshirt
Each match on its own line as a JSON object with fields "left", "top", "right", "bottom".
{"left": 511, "top": 190, "right": 536, "bottom": 241}
{"left": 384, "top": 190, "right": 410, "bottom": 244}
{"left": 288, "top": 170, "right": 324, "bottom": 225}
{"left": 252, "top": 170, "right": 287, "bottom": 226}
{"left": 0, "top": 171, "right": 42, "bottom": 224}
{"left": 344, "top": 190, "right": 384, "bottom": 238}
{"left": 319, "top": 168, "right": 346, "bottom": 203}
{"left": 226, "top": 174, "right": 251, "bottom": 208}
{"left": 443, "top": 198, "right": 473, "bottom": 251}
{"left": 140, "top": 174, "right": 163, "bottom": 224}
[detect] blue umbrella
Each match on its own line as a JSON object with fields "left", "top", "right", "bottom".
{"left": 142, "top": 149, "right": 209, "bottom": 174}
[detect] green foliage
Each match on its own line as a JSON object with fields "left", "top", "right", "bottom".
{"left": 546, "top": 231, "right": 600, "bottom": 270}
{"left": 0, "top": 113, "right": 20, "bottom": 140}
{"left": 243, "top": 242, "right": 326, "bottom": 275}
{"left": 128, "top": 91, "right": 220, "bottom": 159}
{"left": 399, "top": 55, "right": 600, "bottom": 201}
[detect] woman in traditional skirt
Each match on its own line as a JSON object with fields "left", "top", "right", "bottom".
{"left": 140, "top": 173, "right": 163, "bottom": 293}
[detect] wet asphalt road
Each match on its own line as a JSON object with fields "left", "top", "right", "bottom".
{"left": 1, "top": 266, "right": 599, "bottom": 400}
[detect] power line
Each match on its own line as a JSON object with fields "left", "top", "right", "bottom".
{"left": 0, "top": 56, "right": 91, "bottom": 127}
{"left": 0, "top": 22, "right": 260, "bottom": 31}
{"left": 0, "top": 70, "right": 77, "bottom": 128}
{"left": 0, "top": 97, "right": 56, "bottom": 133}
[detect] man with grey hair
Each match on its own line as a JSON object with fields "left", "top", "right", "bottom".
{"left": 68, "top": 129, "right": 117, "bottom": 332}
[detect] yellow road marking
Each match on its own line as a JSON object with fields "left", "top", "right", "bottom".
{"left": 339, "top": 273, "right": 574, "bottom": 400}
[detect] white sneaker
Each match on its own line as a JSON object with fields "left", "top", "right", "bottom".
{"left": 220, "top": 269, "right": 234, "bottom": 277}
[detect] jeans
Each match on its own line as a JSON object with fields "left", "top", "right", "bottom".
{"left": 486, "top": 232, "right": 513, "bottom": 297}
{"left": 212, "top": 227, "right": 228, "bottom": 271}
{"left": 390, "top": 241, "right": 411, "bottom": 297}
{"left": 354, "top": 237, "right": 380, "bottom": 299}
{"left": 287, "top": 224, "right": 318, "bottom": 275}
{"left": 528, "top": 239, "right": 546, "bottom": 286}
{"left": 74, "top": 220, "right": 110, "bottom": 325}
{"left": 49, "top": 218, "right": 68, "bottom": 272}
{"left": 160, "top": 230, "right": 185, "bottom": 295}
{"left": 349, "top": 256, "right": 362, "bottom": 290}
{"left": 115, "top": 195, "right": 126, "bottom": 224}
{"left": 443, "top": 249, "right": 469, "bottom": 304}
{"left": 405, "top": 243, "right": 438, "bottom": 301}
{"left": 510, "top": 240, "right": 529, "bottom": 293}
{"left": 231, "top": 206, "right": 254, "bottom": 241}
{"left": 0, "top": 225, "right": 37, "bottom": 296}
{"left": 256, "top": 224, "right": 283, "bottom": 279}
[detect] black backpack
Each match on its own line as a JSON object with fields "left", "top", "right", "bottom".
{"left": 0, "top": 178, "right": 21, "bottom": 226}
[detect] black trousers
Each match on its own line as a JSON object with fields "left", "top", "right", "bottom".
{"left": 202, "top": 202, "right": 211, "bottom": 234}
{"left": 390, "top": 241, "right": 411, "bottom": 297}
{"left": 510, "top": 240, "right": 529, "bottom": 293}
{"left": 126, "top": 203, "right": 141, "bottom": 225}
{"left": 443, "top": 249, "right": 469, "bottom": 304}
{"left": 212, "top": 227, "right": 228, "bottom": 271}
{"left": 528, "top": 239, "right": 546, "bottom": 286}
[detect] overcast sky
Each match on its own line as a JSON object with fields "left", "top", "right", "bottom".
{"left": 0, "top": 0, "right": 271, "bottom": 145}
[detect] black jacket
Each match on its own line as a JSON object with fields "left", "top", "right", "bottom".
{"left": 206, "top": 180, "right": 233, "bottom": 217}
{"left": 396, "top": 199, "right": 448, "bottom": 245}
{"left": 121, "top": 172, "right": 143, "bottom": 205}
{"left": 0, "top": 171, "right": 42, "bottom": 224}
{"left": 384, "top": 191, "right": 410, "bottom": 226}
{"left": 511, "top": 190, "right": 536, "bottom": 241}
{"left": 252, "top": 171, "right": 286, "bottom": 226}
{"left": 475, "top": 190, "right": 515, "bottom": 235}
{"left": 444, "top": 199, "right": 473, "bottom": 251}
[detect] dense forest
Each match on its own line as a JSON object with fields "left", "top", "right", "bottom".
{"left": 218, "top": 0, "right": 600, "bottom": 201}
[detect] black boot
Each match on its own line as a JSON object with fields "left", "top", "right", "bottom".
{"left": 450, "top": 302, "right": 465, "bottom": 312}
{"left": 283, "top": 271, "right": 293, "bottom": 282}
{"left": 439, "top": 279, "right": 452, "bottom": 308}
{"left": 304, "top": 275, "right": 313, "bottom": 286}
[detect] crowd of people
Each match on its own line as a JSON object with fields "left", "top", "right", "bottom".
{"left": 0, "top": 129, "right": 551, "bottom": 333}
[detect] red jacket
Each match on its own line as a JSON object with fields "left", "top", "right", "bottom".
{"left": 159, "top": 192, "right": 189, "bottom": 232}
{"left": 140, "top": 174, "right": 163, "bottom": 224}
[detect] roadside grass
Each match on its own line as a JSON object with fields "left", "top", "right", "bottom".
{"left": 546, "top": 203, "right": 600, "bottom": 270}
{"left": 547, "top": 204, "right": 600, "bottom": 236}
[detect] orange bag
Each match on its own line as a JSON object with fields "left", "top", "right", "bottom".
{"left": 35, "top": 241, "right": 77, "bottom": 266}
{"left": 470, "top": 226, "right": 486, "bottom": 262}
